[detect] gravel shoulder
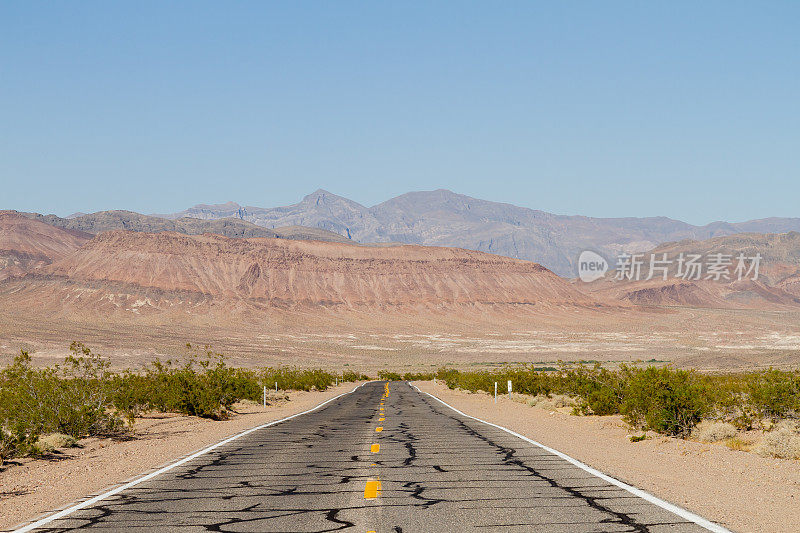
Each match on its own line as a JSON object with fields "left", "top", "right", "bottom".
{"left": 414, "top": 381, "right": 800, "bottom": 533}
{"left": 0, "top": 382, "right": 367, "bottom": 531}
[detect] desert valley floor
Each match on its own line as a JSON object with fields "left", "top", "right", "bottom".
{"left": 3, "top": 305, "right": 800, "bottom": 372}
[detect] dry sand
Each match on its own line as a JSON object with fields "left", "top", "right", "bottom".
{"left": 0, "top": 382, "right": 367, "bottom": 531}
{"left": 4, "top": 305, "right": 800, "bottom": 374}
{"left": 415, "top": 381, "right": 800, "bottom": 533}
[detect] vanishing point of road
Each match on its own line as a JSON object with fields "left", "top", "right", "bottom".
{"left": 20, "top": 381, "right": 728, "bottom": 532}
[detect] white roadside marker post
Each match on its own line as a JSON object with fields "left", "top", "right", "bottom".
{"left": 508, "top": 380, "right": 512, "bottom": 399}
{"left": 262, "top": 385, "right": 266, "bottom": 407}
{"left": 494, "top": 382, "right": 497, "bottom": 403}
{"left": 275, "top": 382, "right": 278, "bottom": 392}
{"left": 434, "top": 377, "right": 436, "bottom": 385}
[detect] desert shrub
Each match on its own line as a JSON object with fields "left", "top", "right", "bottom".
{"left": 0, "top": 345, "right": 127, "bottom": 461}
{"left": 0, "top": 429, "right": 22, "bottom": 464}
{"left": 691, "top": 420, "right": 738, "bottom": 442}
{"left": 0, "top": 344, "right": 373, "bottom": 462}
{"left": 108, "top": 371, "right": 153, "bottom": 424}
{"left": 0, "top": 345, "right": 124, "bottom": 439}
{"left": 746, "top": 369, "right": 800, "bottom": 422}
{"left": 260, "top": 366, "right": 338, "bottom": 392}
{"left": 444, "top": 369, "right": 492, "bottom": 392}
{"left": 441, "top": 365, "right": 554, "bottom": 397}
{"left": 557, "top": 364, "right": 624, "bottom": 415}
{"left": 140, "top": 357, "right": 261, "bottom": 419}
{"left": 402, "top": 372, "right": 435, "bottom": 381}
{"left": 378, "top": 370, "right": 403, "bottom": 381}
{"left": 526, "top": 394, "right": 576, "bottom": 412}
{"left": 435, "top": 367, "right": 460, "bottom": 384}
{"left": 620, "top": 366, "right": 711, "bottom": 437}
{"left": 341, "top": 370, "right": 369, "bottom": 382}
{"left": 754, "top": 422, "right": 800, "bottom": 459}
{"left": 507, "top": 367, "right": 553, "bottom": 397}
{"left": 31, "top": 433, "right": 77, "bottom": 455}
{"left": 431, "top": 364, "right": 799, "bottom": 438}
{"left": 724, "top": 436, "right": 752, "bottom": 451}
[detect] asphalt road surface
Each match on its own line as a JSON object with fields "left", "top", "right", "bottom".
{"left": 25, "top": 381, "right": 721, "bottom": 532}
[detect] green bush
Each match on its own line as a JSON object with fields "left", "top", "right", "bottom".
{"left": 378, "top": 370, "right": 402, "bottom": 381}
{"left": 0, "top": 344, "right": 126, "bottom": 462}
{"left": 0, "top": 344, "right": 371, "bottom": 463}
{"left": 261, "top": 367, "right": 338, "bottom": 392}
{"left": 620, "top": 366, "right": 711, "bottom": 437}
{"left": 557, "top": 364, "right": 623, "bottom": 415}
{"left": 746, "top": 369, "right": 800, "bottom": 421}
{"left": 341, "top": 370, "right": 369, "bottom": 382}
{"left": 436, "top": 363, "right": 732, "bottom": 437}
{"left": 402, "top": 372, "right": 435, "bottom": 381}
{"left": 0, "top": 344, "right": 124, "bottom": 439}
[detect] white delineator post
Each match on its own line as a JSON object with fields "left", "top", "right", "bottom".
{"left": 262, "top": 385, "right": 266, "bottom": 407}
{"left": 508, "top": 380, "right": 512, "bottom": 398}
{"left": 494, "top": 382, "right": 497, "bottom": 403}
{"left": 275, "top": 382, "right": 278, "bottom": 392}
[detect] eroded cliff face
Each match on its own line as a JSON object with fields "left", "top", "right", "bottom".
{"left": 33, "top": 230, "right": 597, "bottom": 308}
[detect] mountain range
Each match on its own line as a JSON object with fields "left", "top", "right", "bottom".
{"left": 5, "top": 208, "right": 800, "bottom": 315}
{"left": 16, "top": 210, "right": 350, "bottom": 243}
{"left": 159, "top": 189, "right": 800, "bottom": 277}
{"left": 0, "top": 213, "right": 599, "bottom": 319}
{"left": 4, "top": 208, "right": 800, "bottom": 371}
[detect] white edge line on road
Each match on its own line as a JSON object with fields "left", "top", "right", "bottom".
{"left": 12, "top": 383, "right": 369, "bottom": 533}
{"left": 411, "top": 384, "right": 732, "bottom": 533}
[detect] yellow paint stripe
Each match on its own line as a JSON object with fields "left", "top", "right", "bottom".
{"left": 371, "top": 443, "right": 380, "bottom": 453}
{"left": 378, "top": 417, "right": 385, "bottom": 421}
{"left": 364, "top": 479, "right": 382, "bottom": 499}
{"left": 375, "top": 426, "right": 383, "bottom": 432}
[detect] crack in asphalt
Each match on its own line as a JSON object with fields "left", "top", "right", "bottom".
{"left": 29, "top": 382, "right": 707, "bottom": 532}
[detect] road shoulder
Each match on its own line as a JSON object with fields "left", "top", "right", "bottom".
{"left": 414, "top": 380, "right": 800, "bottom": 533}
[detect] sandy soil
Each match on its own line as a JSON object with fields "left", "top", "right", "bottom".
{"left": 415, "top": 381, "right": 800, "bottom": 533}
{"left": 0, "top": 382, "right": 367, "bottom": 531}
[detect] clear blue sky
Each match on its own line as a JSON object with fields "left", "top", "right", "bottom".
{"left": 1, "top": 2, "right": 798, "bottom": 224}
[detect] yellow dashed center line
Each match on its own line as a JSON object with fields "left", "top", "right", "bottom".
{"left": 363, "top": 384, "right": 390, "bottom": 515}
{"left": 364, "top": 479, "right": 382, "bottom": 499}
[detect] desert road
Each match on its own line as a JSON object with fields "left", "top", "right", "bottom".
{"left": 18, "top": 382, "right": 728, "bottom": 533}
